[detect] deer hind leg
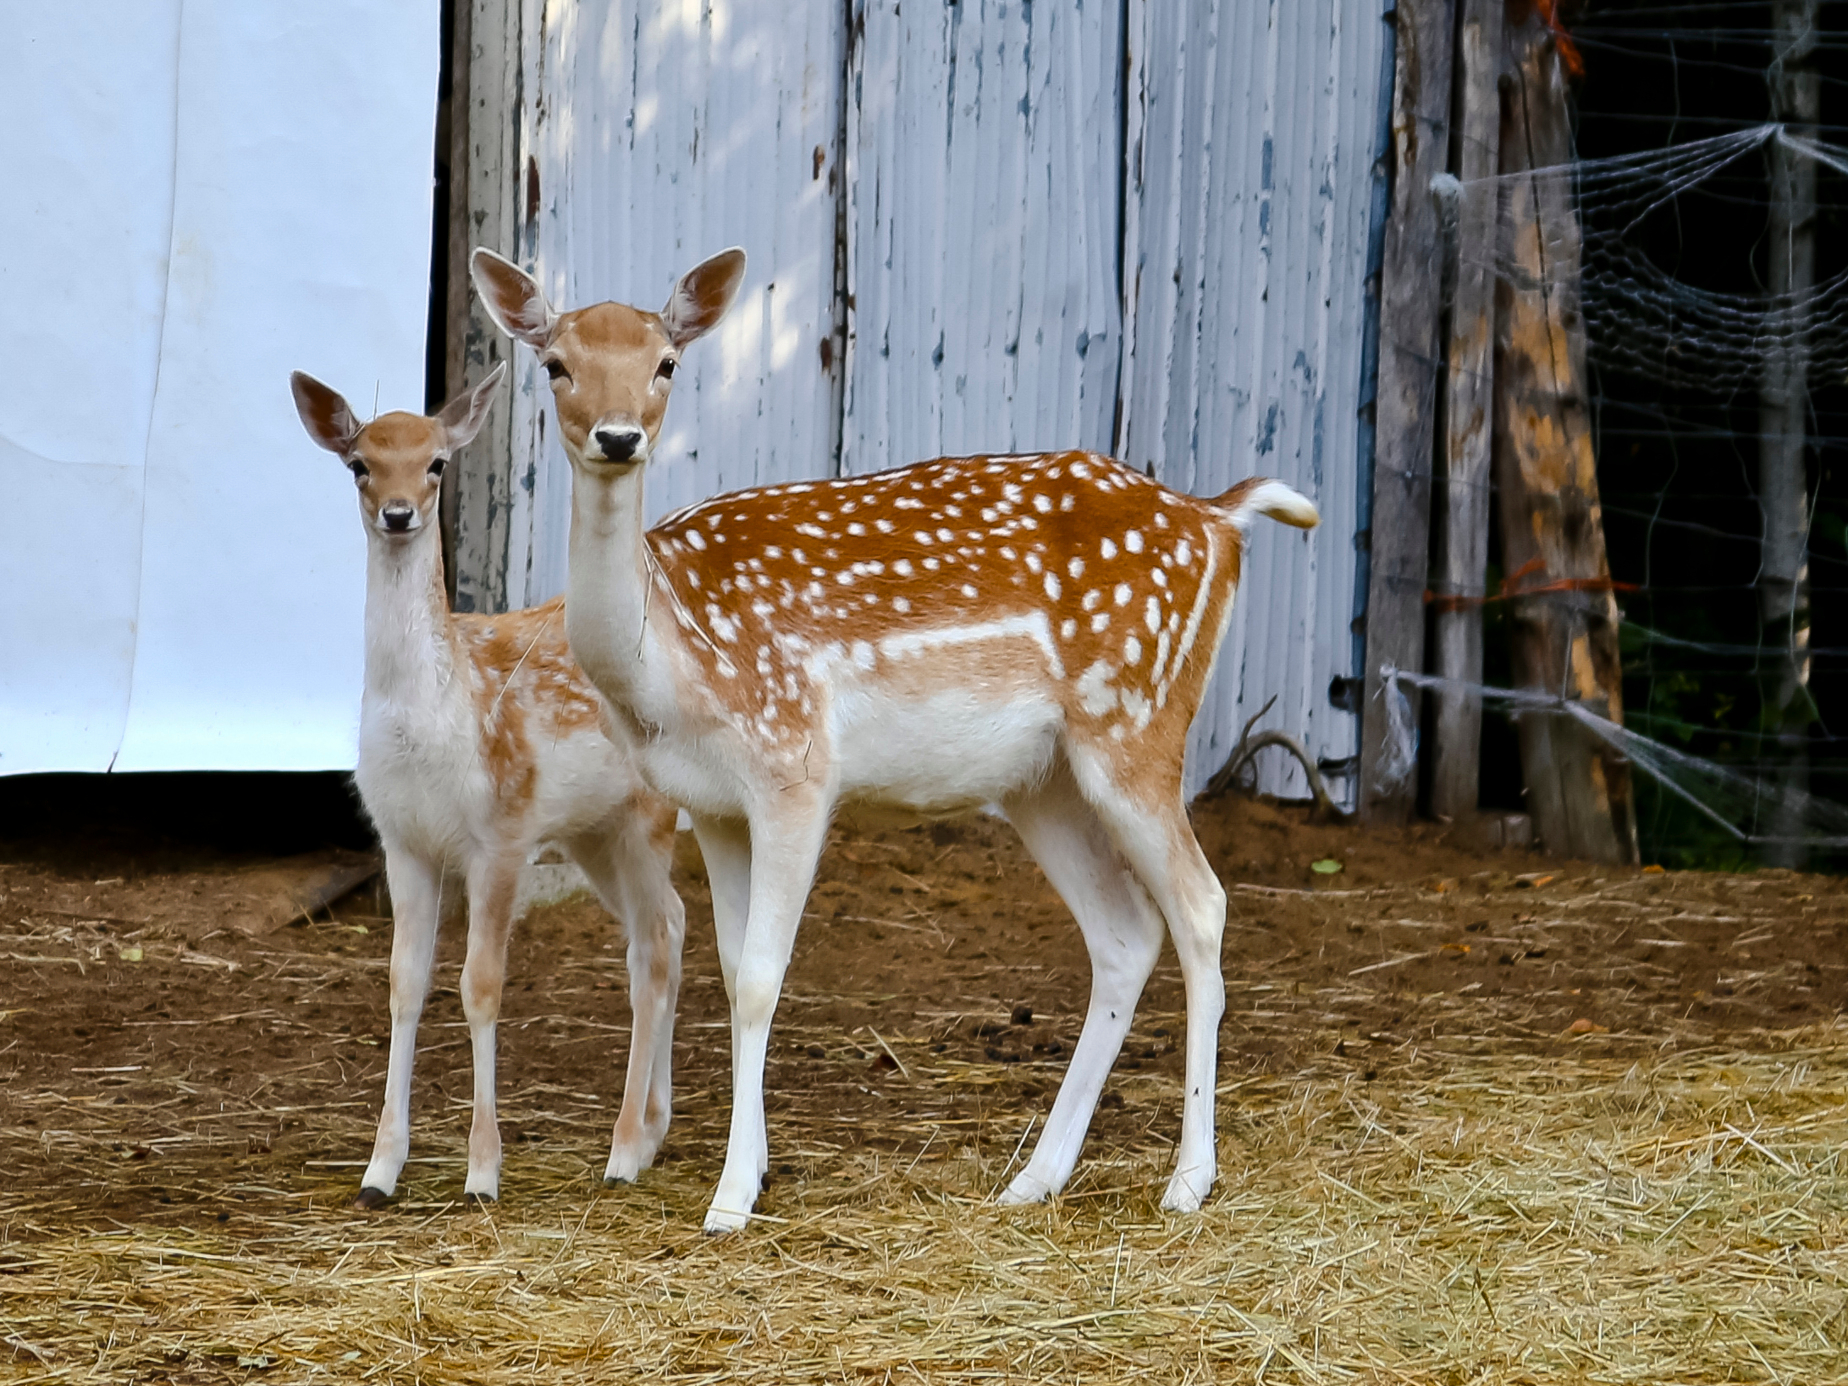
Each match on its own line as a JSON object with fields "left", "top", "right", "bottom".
{"left": 570, "top": 804, "right": 687, "bottom": 1185}
{"left": 358, "top": 846, "right": 445, "bottom": 1207}
{"left": 998, "top": 763, "right": 1166, "bottom": 1206}
{"left": 702, "top": 801, "right": 828, "bottom": 1235}
{"left": 458, "top": 850, "right": 523, "bottom": 1202}
{"left": 1069, "top": 751, "right": 1228, "bottom": 1213}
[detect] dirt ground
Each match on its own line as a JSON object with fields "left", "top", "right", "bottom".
{"left": 4, "top": 790, "right": 1847, "bottom": 1381}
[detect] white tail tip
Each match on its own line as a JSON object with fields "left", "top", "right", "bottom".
{"left": 1226, "top": 479, "right": 1319, "bottom": 532}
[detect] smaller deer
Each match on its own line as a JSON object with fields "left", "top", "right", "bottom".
{"left": 290, "top": 362, "right": 687, "bottom": 1207}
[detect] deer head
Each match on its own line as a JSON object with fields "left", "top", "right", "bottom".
{"left": 467, "top": 248, "right": 746, "bottom": 470}
{"left": 290, "top": 364, "right": 504, "bottom": 540}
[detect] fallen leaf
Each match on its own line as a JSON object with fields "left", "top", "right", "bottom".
{"left": 1641, "top": 863, "right": 1666, "bottom": 875}
{"left": 1514, "top": 873, "right": 1554, "bottom": 889}
{"left": 1440, "top": 942, "right": 1471, "bottom": 955}
{"left": 117, "top": 946, "right": 143, "bottom": 963}
{"left": 1564, "top": 1017, "right": 1608, "bottom": 1036}
{"left": 1433, "top": 878, "right": 1458, "bottom": 894}
{"left": 1311, "top": 859, "right": 1344, "bottom": 875}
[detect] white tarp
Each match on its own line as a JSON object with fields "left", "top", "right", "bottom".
{"left": 0, "top": 3, "right": 438, "bottom": 774}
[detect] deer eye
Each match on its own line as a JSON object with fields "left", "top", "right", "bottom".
{"left": 657, "top": 357, "right": 677, "bottom": 381}
{"left": 427, "top": 456, "right": 446, "bottom": 478}
{"left": 347, "top": 459, "right": 369, "bottom": 482}
{"left": 543, "top": 359, "right": 571, "bottom": 384}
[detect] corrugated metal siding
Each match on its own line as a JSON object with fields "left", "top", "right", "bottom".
{"left": 507, "top": 0, "right": 845, "bottom": 606}
{"left": 497, "top": 0, "right": 1386, "bottom": 801}
{"left": 841, "top": 0, "right": 1123, "bottom": 471}
{"left": 1119, "top": 0, "right": 1385, "bottom": 801}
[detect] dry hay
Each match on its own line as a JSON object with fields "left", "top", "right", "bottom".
{"left": 5, "top": 1026, "right": 1847, "bottom": 1384}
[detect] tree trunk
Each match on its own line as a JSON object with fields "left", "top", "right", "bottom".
{"left": 1430, "top": 0, "right": 1504, "bottom": 823}
{"left": 1361, "top": 0, "right": 1458, "bottom": 822}
{"left": 1491, "top": 4, "right": 1637, "bottom": 864}
{"left": 1759, "top": 0, "right": 1817, "bottom": 868}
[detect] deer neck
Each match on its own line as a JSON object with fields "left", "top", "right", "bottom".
{"left": 563, "top": 460, "right": 680, "bottom": 727}
{"left": 363, "top": 529, "right": 457, "bottom": 711}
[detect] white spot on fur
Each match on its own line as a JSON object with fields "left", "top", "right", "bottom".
{"left": 1114, "top": 583, "right": 1131, "bottom": 607}
{"left": 1077, "top": 660, "right": 1117, "bottom": 715}
{"left": 1125, "top": 530, "right": 1143, "bottom": 553}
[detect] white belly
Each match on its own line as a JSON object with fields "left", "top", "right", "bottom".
{"left": 832, "top": 685, "right": 1061, "bottom": 814}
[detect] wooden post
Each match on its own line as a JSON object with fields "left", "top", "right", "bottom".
{"left": 1428, "top": 0, "right": 1502, "bottom": 824}
{"left": 1360, "top": 0, "right": 1457, "bottom": 822}
{"left": 445, "top": 0, "right": 523, "bottom": 615}
{"left": 1491, "top": 3, "right": 1637, "bottom": 864}
{"left": 1759, "top": 0, "right": 1818, "bottom": 868}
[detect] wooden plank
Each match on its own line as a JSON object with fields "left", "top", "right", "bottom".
{"left": 447, "top": 0, "right": 522, "bottom": 615}
{"left": 1428, "top": 0, "right": 1502, "bottom": 822}
{"left": 1759, "top": 0, "right": 1818, "bottom": 866}
{"left": 1492, "top": 8, "right": 1636, "bottom": 864}
{"left": 437, "top": 0, "right": 468, "bottom": 605}
{"left": 1358, "top": 0, "right": 1455, "bottom": 821}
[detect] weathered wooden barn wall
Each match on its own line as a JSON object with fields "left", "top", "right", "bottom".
{"left": 1119, "top": 0, "right": 1389, "bottom": 798}
{"left": 456, "top": 0, "right": 1390, "bottom": 803}
{"left": 840, "top": 0, "right": 1125, "bottom": 473}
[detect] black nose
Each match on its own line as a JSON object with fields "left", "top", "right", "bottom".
{"left": 594, "top": 426, "right": 645, "bottom": 461}
{"left": 382, "top": 505, "right": 415, "bottom": 533}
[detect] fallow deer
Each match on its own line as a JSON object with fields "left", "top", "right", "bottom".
{"left": 290, "top": 363, "right": 686, "bottom": 1207}
{"left": 470, "top": 246, "right": 1319, "bottom": 1232}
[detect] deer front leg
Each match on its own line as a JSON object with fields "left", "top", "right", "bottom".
{"left": 358, "top": 848, "right": 444, "bottom": 1208}
{"left": 459, "top": 851, "right": 523, "bottom": 1202}
{"left": 690, "top": 813, "right": 753, "bottom": 1104}
{"left": 703, "top": 806, "right": 825, "bottom": 1235}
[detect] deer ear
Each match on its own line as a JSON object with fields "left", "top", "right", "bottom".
{"left": 291, "top": 372, "right": 361, "bottom": 455}
{"left": 660, "top": 247, "right": 746, "bottom": 348}
{"left": 436, "top": 362, "right": 506, "bottom": 451}
{"left": 470, "top": 248, "right": 554, "bottom": 349}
